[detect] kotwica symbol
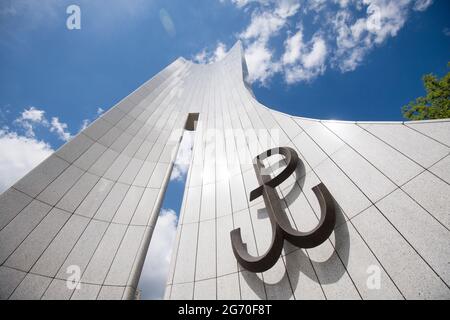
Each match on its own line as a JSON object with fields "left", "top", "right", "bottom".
{"left": 230, "top": 147, "right": 337, "bottom": 273}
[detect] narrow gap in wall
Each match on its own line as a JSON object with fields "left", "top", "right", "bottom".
{"left": 137, "top": 113, "right": 198, "bottom": 300}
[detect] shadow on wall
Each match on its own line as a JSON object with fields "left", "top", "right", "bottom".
{"left": 241, "top": 158, "right": 350, "bottom": 299}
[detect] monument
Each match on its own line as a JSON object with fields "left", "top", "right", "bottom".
{"left": 0, "top": 42, "right": 449, "bottom": 300}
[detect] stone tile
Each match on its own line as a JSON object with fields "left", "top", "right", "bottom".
{"left": 0, "top": 188, "right": 33, "bottom": 230}
{"left": 0, "top": 200, "right": 52, "bottom": 264}
{"left": 37, "top": 165, "right": 84, "bottom": 206}
{"left": 360, "top": 123, "right": 449, "bottom": 168}
{"left": 295, "top": 119, "right": 345, "bottom": 155}
{"left": 148, "top": 162, "right": 170, "bottom": 188}
{"left": 57, "top": 172, "right": 100, "bottom": 213}
{"left": 193, "top": 278, "right": 216, "bottom": 300}
{"left": 377, "top": 189, "right": 450, "bottom": 286}
{"left": 263, "top": 258, "right": 294, "bottom": 300}
{"left": 132, "top": 161, "right": 156, "bottom": 187}
{"left": 216, "top": 215, "right": 238, "bottom": 276}
{"left": 324, "top": 122, "right": 422, "bottom": 186}
{"left": 89, "top": 148, "right": 119, "bottom": 176}
{"left": 229, "top": 175, "right": 248, "bottom": 213}
{"left": 14, "top": 155, "right": 69, "bottom": 198}
{"left": 182, "top": 186, "right": 202, "bottom": 224}
{"left": 5, "top": 207, "right": 70, "bottom": 272}
{"left": 195, "top": 219, "right": 216, "bottom": 281}
{"left": 402, "top": 171, "right": 450, "bottom": 229}
{"left": 352, "top": 206, "right": 450, "bottom": 299}
{"left": 112, "top": 186, "right": 145, "bottom": 224}
{"left": 315, "top": 158, "right": 371, "bottom": 219}
{"left": 70, "top": 283, "right": 101, "bottom": 300}
{"left": 73, "top": 142, "right": 107, "bottom": 171}
{"left": 429, "top": 155, "right": 450, "bottom": 184}
{"left": 103, "top": 154, "right": 131, "bottom": 181}
{"left": 97, "top": 286, "right": 125, "bottom": 300}
{"left": 271, "top": 112, "right": 302, "bottom": 140}
{"left": 170, "top": 282, "right": 193, "bottom": 300}
{"left": 217, "top": 273, "right": 240, "bottom": 300}
{"left": 118, "top": 159, "right": 144, "bottom": 185}
{"left": 131, "top": 188, "right": 160, "bottom": 226}
{"left": 331, "top": 145, "right": 397, "bottom": 203}
{"left": 75, "top": 178, "right": 114, "bottom": 218}
{"left": 333, "top": 221, "right": 402, "bottom": 299}
{"left": 81, "top": 223, "right": 127, "bottom": 285}
{"left": 283, "top": 247, "right": 325, "bottom": 300}
{"left": 200, "top": 184, "right": 215, "bottom": 221}
{"left": 94, "top": 182, "right": 129, "bottom": 222}
{"left": 307, "top": 233, "right": 361, "bottom": 300}
{"left": 239, "top": 270, "right": 266, "bottom": 300}
{"left": 406, "top": 121, "right": 450, "bottom": 147}
{"left": 9, "top": 273, "right": 51, "bottom": 300}
{"left": 0, "top": 266, "right": 26, "bottom": 300}
{"left": 292, "top": 132, "right": 328, "bottom": 169}
{"left": 56, "top": 219, "right": 109, "bottom": 281}
{"left": 41, "top": 278, "right": 74, "bottom": 300}
{"left": 31, "top": 214, "right": 90, "bottom": 277}
{"left": 55, "top": 133, "right": 94, "bottom": 163}
{"left": 173, "top": 223, "right": 198, "bottom": 284}
{"left": 104, "top": 226, "right": 146, "bottom": 286}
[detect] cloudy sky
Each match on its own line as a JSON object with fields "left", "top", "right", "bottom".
{"left": 0, "top": 0, "right": 449, "bottom": 299}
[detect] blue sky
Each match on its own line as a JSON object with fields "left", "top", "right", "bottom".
{"left": 0, "top": 0, "right": 449, "bottom": 299}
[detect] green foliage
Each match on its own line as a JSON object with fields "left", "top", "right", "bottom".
{"left": 402, "top": 62, "right": 450, "bottom": 121}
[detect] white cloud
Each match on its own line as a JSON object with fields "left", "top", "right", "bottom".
{"left": 0, "top": 130, "right": 53, "bottom": 193}
{"left": 97, "top": 107, "right": 105, "bottom": 115}
{"left": 138, "top": 209, "right": 178, "bottom": 300}
{"left": 219, "top": 0, "right": 433, "bottom": 85}
{"left": 237, "top": 0, "right": 300, "bottom": 85}
{"left": 13, "top": 106, "right": 73, "bottom": 142}
{"left": 282, "top": 29, "right": 327, "bottom": 83}
{"left": 14, "top": 106, "right": 49, "bottom": 138}
{"left": 193, "top": 42, "right": 228, "bottom": 64}
{"left": 170, "top": 131, "right": 194, "bottom": 181}
{"left": 413, "top": 0, "right": 433, "bottom": 11}
{"left": 50, "top": 117, "right": 72, "bottom": 142}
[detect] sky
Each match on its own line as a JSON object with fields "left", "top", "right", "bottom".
{"left": 0, "top": 0, "right": 449, "bottom": 299}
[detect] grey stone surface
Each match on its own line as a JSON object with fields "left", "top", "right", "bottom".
{"left": 14, "top": 155, "right": 69, "bottom": 198}
{"left": 31, "top": 214, "right": 90, "bottom": 277}
{"left": 37, "top": 165, "right": 84, "bottom": 206}
{"left": 104, "top": 225, "right": 146, "bottom": 286}
{"left": 81, "top": 223, "right": 127, "bottom": 284}
{"left": 9, "top": 273, "right": 51, "bottom": 300}
{"left": 429, "top": 155, "right": 450, "bottom": 184}
{"left": 5, "top": 207, "right": 70, "bottom": 272}
{"left": 352, "top": 206, "right": 450, "bottom": 299}
{"left": 97, "top": 286, "right": 125, "bottom": 300}
{"left": 55, "top": 133, "right": 94, "bottom": 163}
{"left": 70, "top": 283, "right": 101, "bottom": 300}
{"left": 405, "top": 121, "right": 450, "bottom": 147}
{"left": 359, "top": 123, "right": 449, "bottom": 168}
{"left": 41, "top": 278, "right": 75, "bottom": 300}
{"left": 0, "top": 188, "right": 33, "bottom": 230}
{"left": 0, "top": 266, "right": 26, "bottom": 300}
{"left": 193, "top": 278, "right": 216, "bottom": 300}
{"left": 170, "top": 282, "right": 193, "bottom": 300}
{"left": 0, "top": 200, "right": 52, "bottom": 264}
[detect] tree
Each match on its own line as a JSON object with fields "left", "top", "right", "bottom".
{"left": 402, "top": 62, "right": 450, "bottom": 121}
